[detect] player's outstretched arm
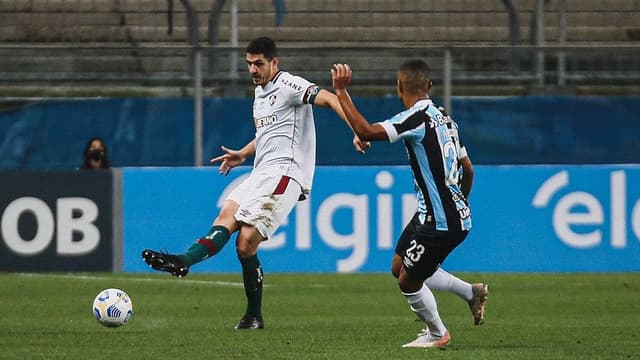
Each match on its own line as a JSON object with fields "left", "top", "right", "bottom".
{"left": 210, "top": 139, "right": 256, "bottom": 175}
{"left": 331, "top": 64, "right": 388, "bottom": 142}
{"left": 314, "top": 88, "right": 370, "bottom": 153}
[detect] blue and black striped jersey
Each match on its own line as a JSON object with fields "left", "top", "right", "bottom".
{"left": 378, "top": 99, "right": 472, "bottom": 232}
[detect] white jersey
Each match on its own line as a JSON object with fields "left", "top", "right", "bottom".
{"left": 252, "top": 70, "right": 320, "bottom": 195}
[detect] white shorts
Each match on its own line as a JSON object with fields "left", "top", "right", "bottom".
{"left": 226, "top": 172, "right": 303, "bottom": 239}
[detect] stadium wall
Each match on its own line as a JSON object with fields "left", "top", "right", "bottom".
{"left": 1, "top": 165, "right": 639, "bottom": 273}
{"left": 1, "top": 96, "right": 639, "bottom": 168}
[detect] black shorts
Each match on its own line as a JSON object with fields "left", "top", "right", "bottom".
{"left": 395, "top": 213, "right": 469, "bottom": 282}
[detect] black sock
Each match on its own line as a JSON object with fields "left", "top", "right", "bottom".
{"left": 240, "top": 255, "right": 263, "bottom": 317}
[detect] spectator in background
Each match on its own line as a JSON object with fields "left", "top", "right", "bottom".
{"left": 80, "top": 137, "right": 111, "bottom": 170}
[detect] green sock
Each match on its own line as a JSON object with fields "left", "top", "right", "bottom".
{"left": 179, "top": 225, "right": 230, "bottom": 266}
{"left": 240, "top": 255, "right": 263, "bottom": 316}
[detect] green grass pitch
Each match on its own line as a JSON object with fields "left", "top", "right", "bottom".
{"left": 1, "top": 272, "right": 639, "bottom": 359}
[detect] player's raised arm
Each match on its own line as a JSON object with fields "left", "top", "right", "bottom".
{"left": 313, "top": 87, "right": 371, "bottom": 153}
{"left": 210, "top": 139, "right": 256, "bottom": 175}
{"left": 331, "top": 64, "right": 388, "bottom": 142}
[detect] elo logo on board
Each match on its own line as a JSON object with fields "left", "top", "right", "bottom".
{"left": 532, "top": 170, "right": 640, "bottom": 249}
{"left": 1, "top": 197, "right": 100, "bottom": 256}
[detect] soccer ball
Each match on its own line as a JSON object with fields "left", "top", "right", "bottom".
{"left": 92, "top": 288, "right": 133, "bottom": 327}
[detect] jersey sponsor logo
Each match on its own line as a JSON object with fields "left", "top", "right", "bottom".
{"left": 280, "top": 78, "right": 303, "bottom": 91}
{"left": 428, "top": 112, "right": 449, "bottom": 128}
{"left": 450, "top": 190, "right": 463, "bottom": 202}
{"left": 254, "top": 115, "right": 279, "bottom": 128}
{"left": 458, "top": 207, "right": 471, "bottom": 219}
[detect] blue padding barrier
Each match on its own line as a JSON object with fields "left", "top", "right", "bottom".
{"left": 1, "top": 96, "right": 639, "bottom": 169}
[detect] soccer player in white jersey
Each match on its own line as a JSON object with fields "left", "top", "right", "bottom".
{"left": 142, "top": 37, "right": 368, "bottom": 330}
{"left": 331, "top": 59, "right": 486, "bottom": 348}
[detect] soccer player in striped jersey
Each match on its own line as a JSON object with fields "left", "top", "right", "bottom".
{"left": 422, "top": 109, "right": 488, "bottom": 327}
{"left": 142, "top": 37, "right": 368, "bottom": 330}
{"left": 331, "top": 59, "right": 481, "bottom": 348}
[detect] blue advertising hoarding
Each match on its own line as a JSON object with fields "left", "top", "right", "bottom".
{"left": 122, "top": 165, "right": 640, "bottom": 273}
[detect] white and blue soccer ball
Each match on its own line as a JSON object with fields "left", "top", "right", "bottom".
{"left": 92, "top": 288, "right": 133, "bottom": 327}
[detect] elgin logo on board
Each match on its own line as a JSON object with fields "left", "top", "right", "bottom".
{"left": 1, "top": 197, "right": 100, "bottom": 256}
{"left": 532, "top": 170, "right": 640, "bottom": 249}
{"left": 216, "top": 170, "right": 417, "bottom": 272}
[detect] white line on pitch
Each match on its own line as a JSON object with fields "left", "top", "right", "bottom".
{"left": 15, "top": 272, "right": 246, "bottom": 287}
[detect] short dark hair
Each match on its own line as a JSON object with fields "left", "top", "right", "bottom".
{"left": 246, "top": 37, "right": 278, "bottom": 60}
{"left": 398, "top": 59, "right": 431, "bottom": 95}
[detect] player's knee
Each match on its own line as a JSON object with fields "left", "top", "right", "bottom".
{"left": 397, "top": 268, "right": 423, "bottom": 293}
{"left": 391, "top": 255, "right": 402, "bottom": 278}
{"left": 235, "top": 245, "right": 254, "bottom": 259}
{"left": 235, "top": 238, "right": 259, "bottom": 259}
{"left": 398, "top": 276, "right": 422, "bottom": 293}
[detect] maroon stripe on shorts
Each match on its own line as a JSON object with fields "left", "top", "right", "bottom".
{"left": 273, "top": 176, "right": 291, "bottom": 195}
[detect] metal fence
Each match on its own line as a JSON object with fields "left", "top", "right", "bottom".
{"left": 0, "top": 44, "right": 640, "bottom": 86}
{"left": 1, "top": 44, "right": 640, "bottom": 94}
{"left": 3, "top": 44, "right": 638, "bottom": 165}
